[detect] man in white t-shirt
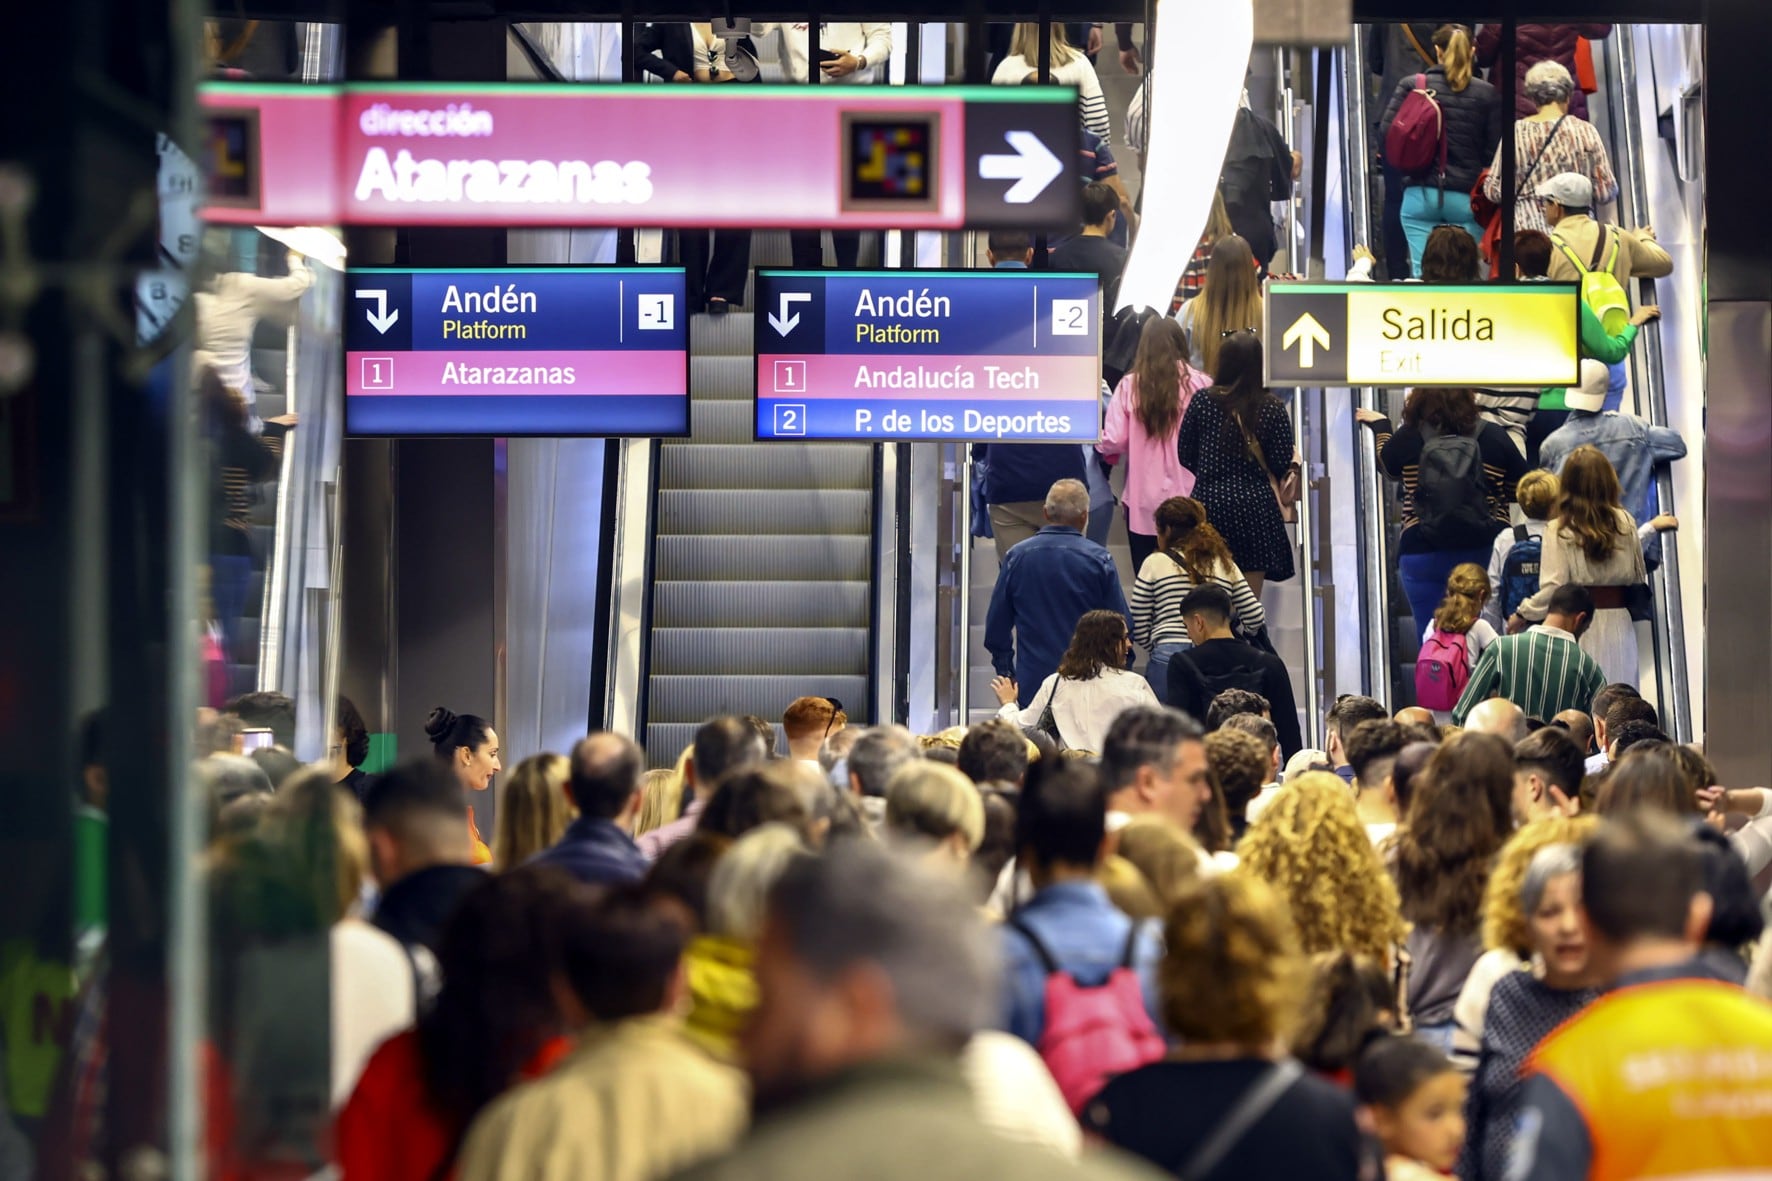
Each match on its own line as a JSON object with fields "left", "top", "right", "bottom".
{"left": 755, "top": 22, "right": 894, "bottom": 270}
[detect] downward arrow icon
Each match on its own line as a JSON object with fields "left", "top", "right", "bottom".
{"left": 1281, "top": 312, "right": 1332, "bottom": 368}
{"left": 355, "top": 289, "right": 400, "bottom": 334}
{"left": 768, "top": 291, "right": 811, "bottom": 337}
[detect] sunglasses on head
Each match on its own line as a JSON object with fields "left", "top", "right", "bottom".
{"left": 1220, "top": 327, "right": 1260, "bottom": 337}
{"left": 823, "top": 697, "right": 845, "bottom": 738}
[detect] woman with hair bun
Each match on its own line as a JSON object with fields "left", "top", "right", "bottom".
{"left": 427, "top": 706, "right": 501, "bottom": 866}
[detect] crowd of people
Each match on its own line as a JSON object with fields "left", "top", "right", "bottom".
{"left": 149, "top": 661, "right": 1772, "bottom": 1181}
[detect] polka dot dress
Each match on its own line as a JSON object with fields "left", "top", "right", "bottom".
{"left": 1464, "top": 971, "right": 1597, "bottom": 1181}
{"left": 1176, "top": 392, "right": 1297, "bottom": 582}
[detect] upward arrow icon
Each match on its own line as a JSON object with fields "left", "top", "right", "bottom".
{"left": 1281, "top": 312, "right": 1331, "bottom": 368}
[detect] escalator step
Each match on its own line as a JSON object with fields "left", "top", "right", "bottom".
{"left": 689, "top": 312, "right": 756, "bottom": 357}
{"left": 659, "top": 444, "right": 872, "bottom": 491}
{"left": 657, "top": 489, "right": 871, "bottom": 537}
{"left": 690, "top": 356, "right": 755, "bottom": 402}
{"left": 648, "top": 674, "right": 870, "bottom": 724}
{"left": 652, "top": 580, "right": 868, "bottom": 628}
{"left": 655, "top": 535, "right": 869, "bottom": 582}
{"left": 687, "top": 399, "right": 761, "bottom": 444}
{"left": 650, "top": 627, "right": 869, "bottom": 676}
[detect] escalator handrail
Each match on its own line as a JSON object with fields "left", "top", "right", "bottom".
{"left": 1341, "top": 33, "right": 1396, "bottom": 704}
{"left": 1599, "top": 31, "right": 1692, "bottom": 743}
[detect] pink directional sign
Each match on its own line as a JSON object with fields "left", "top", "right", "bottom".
{"left": 198, "top": 82, "right": 1079, "bottom": 230}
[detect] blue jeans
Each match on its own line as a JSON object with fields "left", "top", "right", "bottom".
{"left": 1400, "top": 187, "right": 1484, "bottom": 277}
{"left": 1399, "top": 546, "right": 1494, "bottom": 641}
{"left": 1145, "top": 641, "right": 1190, "bottom": 706}
{"left": 1412, "top": 1020, "right": 1457, "bottom": 1056}
{"left": 211, "top": 554, "right": 254, "bottom": 663}
{"left": 1606, "top": 360, "right": 1627, "bottom": 412}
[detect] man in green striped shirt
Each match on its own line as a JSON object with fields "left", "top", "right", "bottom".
{"left": 1453, "top": 584, "right": 1607, "bottom": 726}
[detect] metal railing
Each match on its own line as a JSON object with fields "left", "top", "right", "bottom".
{"left": 1341, "top": 34, "right": 1393, "bottom": 703}
{"left": 1601, "top": 31, "right": 1692, "bottom": 741}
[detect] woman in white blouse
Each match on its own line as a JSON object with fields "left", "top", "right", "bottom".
{"left": 991, "top": 22, "right": 1111, "bottom": 142}
{"left": 991, "top": 610, "right": 1157, "bottom": 753}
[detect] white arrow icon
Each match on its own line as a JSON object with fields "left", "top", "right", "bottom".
{"left": 1281, "top": 312, "right": 1332, "bottom": 368}
{"left": 768, "top": 291, "right": 812, "bottom": 337}
{"left": 355, "top": 288, "right": 400, "bottom": 334}
{"left": 978, "top": 130, "right": 1065, "bottom": 204}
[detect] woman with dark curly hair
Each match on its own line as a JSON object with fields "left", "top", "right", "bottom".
{"left": 1394, "top": 731, "right": 1516, "bottom": 1050}
{"left": 991, "top": 609, "right": 1156, "bottom": 753}
{"left": 1083, "top": 873, "right": 1370, "bottom": 1177}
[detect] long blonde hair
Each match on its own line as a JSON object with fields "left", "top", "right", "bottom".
{"left": 1432, "top": 563, "right": 1491, "bottom": 634}
{"left": 492, "top": 753, "right": 573, "bottom": 870}
{"left": 1192, "top": 234, "right": 1263, "bottom": 376}
{"left": 1434, "top": 24, "right": 1474, "bottom": 92}
{"left": 1555, "top": 446, "right": 1627, "bottom": 563}
{"left": 1237, "top": 772, "right": 1408, "bottom": 963}
{"left": 635, "top": 746, "right": 692, "bottom": 838}
{"left": 1008, "top": 21, "right": 1079, "bottom": 70}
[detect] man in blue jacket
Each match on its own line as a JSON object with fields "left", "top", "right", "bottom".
{"left": 531, "top": 732, "right": 648, "bottom": 885}
{"left": 975, "top": 230, "right": 1088, "bottom": 559}
{"left": 985, "top": 479, "right": 1131, "bottom": 708}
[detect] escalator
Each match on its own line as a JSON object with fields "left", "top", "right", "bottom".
{"left": 640, "top": 273, "right": 876, "bottom": 765}
{"left": 1340, "top": 25, "right": 1695, "bottom": 733}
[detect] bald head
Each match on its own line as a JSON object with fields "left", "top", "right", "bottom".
{"left": 1395, "top": 706, "right": 1435, "bottom": 728}
{"left": 1044, "top": 479, "right": 1089, "bottom": 528}
{"left": 569, "top": 732, "right": 645, "bottom": 822}
{"left": 1465, "top": 698, "right": 1528, "bottom": 743}
{"left": 1555, "top": 709, "right": 1595, "bottom": 756}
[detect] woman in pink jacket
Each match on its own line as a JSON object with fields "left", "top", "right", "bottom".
{"left": 1098, "top": 317, "right": 1211, "bottom": 571}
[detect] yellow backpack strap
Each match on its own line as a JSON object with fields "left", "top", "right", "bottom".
{"left": 1551, "top": 234, "right": 1589, "bottom": 275}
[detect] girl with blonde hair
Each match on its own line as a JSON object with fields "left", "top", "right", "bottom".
{"left": 1175, "top": 234, "right": 1263, "bottom": 375}
{"left": 1507, "top": 445, "right": 1646, "bottom": 684}
{"left": 633, "top": 747, "right": 691, "bottom": 838}
{"left": 991, "top": 23, "right": 1110, "bottom": 141}
{"left": 1483, "top": 469, "right": 1560, "bottom": 630}
{"left": 491, "top": 753, "right": 574, "bottom": 870}
{"left": 1237, "top": 772, "right": 1408, "bottom": 965}
{"left": 1417, "top": 563, "right": 1498, "bottom": 722}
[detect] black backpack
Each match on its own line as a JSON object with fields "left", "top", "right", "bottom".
{"left": 1415, "top": 431, "right": 1493, "bottom": 543}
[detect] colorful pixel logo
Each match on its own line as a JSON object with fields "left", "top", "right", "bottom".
{"left": 843, "top": 115, "right": 939, "bottom": 212}
{"left": 202, "top": 108, "right": 262, "bottom": 208}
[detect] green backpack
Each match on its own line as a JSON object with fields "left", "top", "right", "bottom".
{"left": 1553, "top": 228, "right": 1630, "bottom": 336}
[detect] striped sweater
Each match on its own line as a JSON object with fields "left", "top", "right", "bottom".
{"left": 1451, "top": 624, "right": 1607, "bottom": 726}
{"left": 1368, "top": 417, "right": 1530, "bottom": 554}
{"left": 1129, "top": 552, "right": 1265, "bottom": 650}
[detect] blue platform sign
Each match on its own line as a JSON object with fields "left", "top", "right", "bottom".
{"left": 753, "top": 269, "right": 1102, "bottom": 442}
{"left": 344, "top": 266, "right": 689, "bottom": 437}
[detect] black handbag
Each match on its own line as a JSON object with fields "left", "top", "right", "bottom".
{"left": 1032, "top": 677, "right": 1068, "bottom": 751}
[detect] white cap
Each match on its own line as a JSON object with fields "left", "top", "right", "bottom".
{"left": 1535, "top": 172, "right": 1594, "bottom": 210}
{"left": 1563, "top": 359, "right": 1611, "bottom": 412}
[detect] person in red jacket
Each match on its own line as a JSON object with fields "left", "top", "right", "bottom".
{"left": 335, "top": 867, "right": 588, "bottom": 1181}
{"left": 1475, "top": 23, "right": 1613, "bottom": 121}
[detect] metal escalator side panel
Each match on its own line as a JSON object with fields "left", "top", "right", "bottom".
{"left": 604, "top": 437, "right": 659, "bottom": 739}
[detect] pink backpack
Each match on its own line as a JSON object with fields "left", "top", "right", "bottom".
{"left": 1010, "top": 917, "right": 1166, "bottom": 1114}
{"left": 1415, "top": 627, "right": 1471, "bottom": 712}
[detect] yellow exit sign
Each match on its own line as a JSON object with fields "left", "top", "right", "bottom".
{"left": 1263, "top": 282, "right": 1581, "bottom": 388}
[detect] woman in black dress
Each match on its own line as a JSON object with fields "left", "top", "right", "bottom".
{"left": 1176, "top": 329, "right": 1295, "bottom": 594}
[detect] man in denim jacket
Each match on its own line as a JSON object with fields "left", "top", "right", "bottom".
{"left": 1538, "top": 360, "right": 1686, "bottom": 564}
